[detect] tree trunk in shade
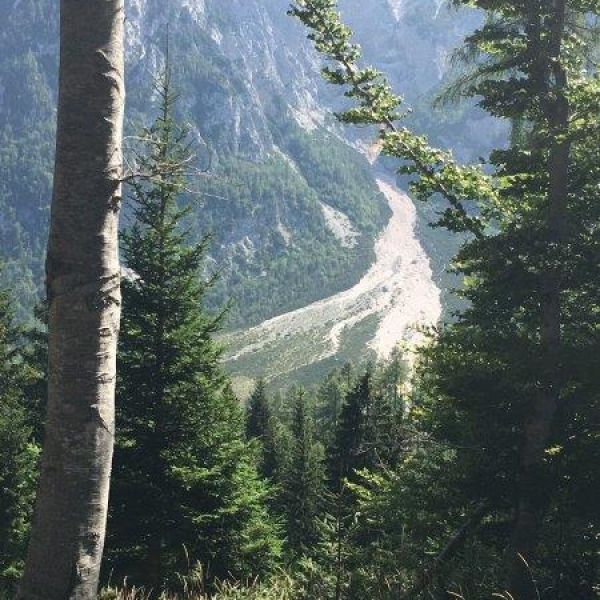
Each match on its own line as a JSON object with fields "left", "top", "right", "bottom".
{"left": 508, "top": 2, "right": 570, "bottom": 598}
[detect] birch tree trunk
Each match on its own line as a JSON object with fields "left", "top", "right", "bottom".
{"left": 17, "top": 1, "right": 125, "bottom": 598}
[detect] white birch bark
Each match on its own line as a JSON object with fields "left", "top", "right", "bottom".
{"left": 18, "top": 1, "right": 125, "bottom": 598}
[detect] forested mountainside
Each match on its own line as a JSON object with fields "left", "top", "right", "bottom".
{"left": 1, "top": 0, "right": 503, "bottom": 327}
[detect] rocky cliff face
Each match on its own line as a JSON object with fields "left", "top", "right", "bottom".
{"left": 1, "top": 0, "right": 502, "bottom": 334}
{"left": 125, "top": 0, "right": 329, "bottom": 157}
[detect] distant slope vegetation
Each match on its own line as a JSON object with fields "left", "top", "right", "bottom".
{"left": 1, "top": 0, "right": 504, "bottom": 328}
{"left": 0, "top": 0, "right": 388, "bottom": 326}
{"left": 223, "top": 177, "right": 443, "bottom": 393}
{"left": 0, "top": 0, "right": 57, "bottom": 313}
{"left": 199, "top": 129, "right": 389, "bottom": 326}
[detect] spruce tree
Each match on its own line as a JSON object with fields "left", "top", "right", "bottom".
{"left": 375, "top": 347, "right": 407, "bottom": 413}
{"left": 315, "top": 365, "right": 354, "bottom": 440}
{"left": 0, "top": 399, "right": 38, "bottom": 590}
{"left": 21, "top": 304, "right": 48, "bottom": 444}
{"left": 282, "top": 388, "right": 325, "bottom": 556}
{"left": 422, "top": 4, "right": 600, "bottom": 595}
{"left": 328, "top": 369, "right": 401, "bottom": 487}
{"left": 106, "top": 67, "right": 281, "bottom": 589}
{"left": 246, "top": 379, "right": 280, "bottom": 480}
{"left": 246, "top": 379, "right": 270, "bottom": 440}
{"left": 328, "top": 372, "right": 371, "bottom": 488}
{"left": 292, "top": 1, "right": 600, "bottom": 594}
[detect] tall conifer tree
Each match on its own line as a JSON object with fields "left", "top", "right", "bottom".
{"left": 246, "top": 379, "right": 280, "bottom": 480}
{"left": 282, "top": 389, "right": 325, "bottom": 556}
{"left": 106, "top": 66, "right": 280, "bottom": 589}
{"left": 329, "top": 372, "right": 372, "bottom": 488}
{"left": 292, "top": 0, "right": 599, "bottom": 594}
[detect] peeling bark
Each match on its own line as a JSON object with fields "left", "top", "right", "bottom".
{"left": 17, "top": 1, "right": 125, "bottom": 599}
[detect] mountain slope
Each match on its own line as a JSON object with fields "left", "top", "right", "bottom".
{"left": 1, "top": 0, "right": 504, "bottom": 384}
{"left": 2, "top": 0, "right": 391, "bottom": 326}
{"left": 223, "top": 175, "right": 442, "bottom": 390}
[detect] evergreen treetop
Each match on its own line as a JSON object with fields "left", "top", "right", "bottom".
{"left": 107, "top": 66, "right": 281, "bottom": 590}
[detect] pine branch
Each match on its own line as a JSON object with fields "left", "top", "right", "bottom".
{"left": 289, "top": 0, "right": 500, "bottom": 238}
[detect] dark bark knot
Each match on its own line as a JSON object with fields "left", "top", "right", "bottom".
{"left": 109, "top": 193, "right": 122, "bottom": 212}
{"left": 75, "top": 531, "right": 102, "bottom": 583}
{"left": 90, "top": 404, "right": 114, "bottom": 437}
{"left": 86, "top": 274, "right": 121, "bottom": 312}
{"left": 95, "top": 49, "right": 124, "bottom": 95}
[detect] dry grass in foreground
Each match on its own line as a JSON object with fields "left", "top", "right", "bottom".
{"left": 99, "top": 573, "right": 297, "bottom": 600}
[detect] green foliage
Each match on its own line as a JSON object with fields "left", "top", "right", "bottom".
{"left": 0, "top": 0, "right": 393, "bottom": 328}
{"left": 343, "top": 451, "right": 496, "bottom": 599}
{"left": 0, "top": 2, "right": 597, "bottom": 598}
{"left": 314, "top": 362, "right": 354, "bottom": 438}
{"left": 245, "top": 380, "right": 282, "bottom": 481}
{"left": 280, "top": 389, "right": 326, "bottom": 556}
{"left": 291, "top": 0, "right": 600, "bottom": 595}
{"left": 328, "top": 372, "right": 372, "bottom": 486}
{"left": 105, "top": 71, "right": 281, "bottom": 590}
{"left": 0, "top": 1, "right": 57, "bottom": 316}
{"left": 100, "top": 572, "right": 299, "bottom": 600}
{"left": 328, "top": 364, "right": 408, "bottom": 488}
{"left": 0, "top": 398, "right": 38, "bottom": 589}
{"left": 0, "top": 284, "right": 40, "bottom": 589}
{"left": 200, "top": 125, "right": 388, "bottom": 327}
{"left": 415, "top": 1, "right": 600, "bottom": 593}
{"left": 289, "top": 0, "right": 499, "bottom": 237}
{"left": 246, "top": 380, "right": 270, "bottom": 440}
{"left": 20, "top": 303, "right": 48, "bottom": 444}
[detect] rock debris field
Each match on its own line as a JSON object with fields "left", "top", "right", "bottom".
{"left": 224, "top": 177, "right": 442, "bottom": 380}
